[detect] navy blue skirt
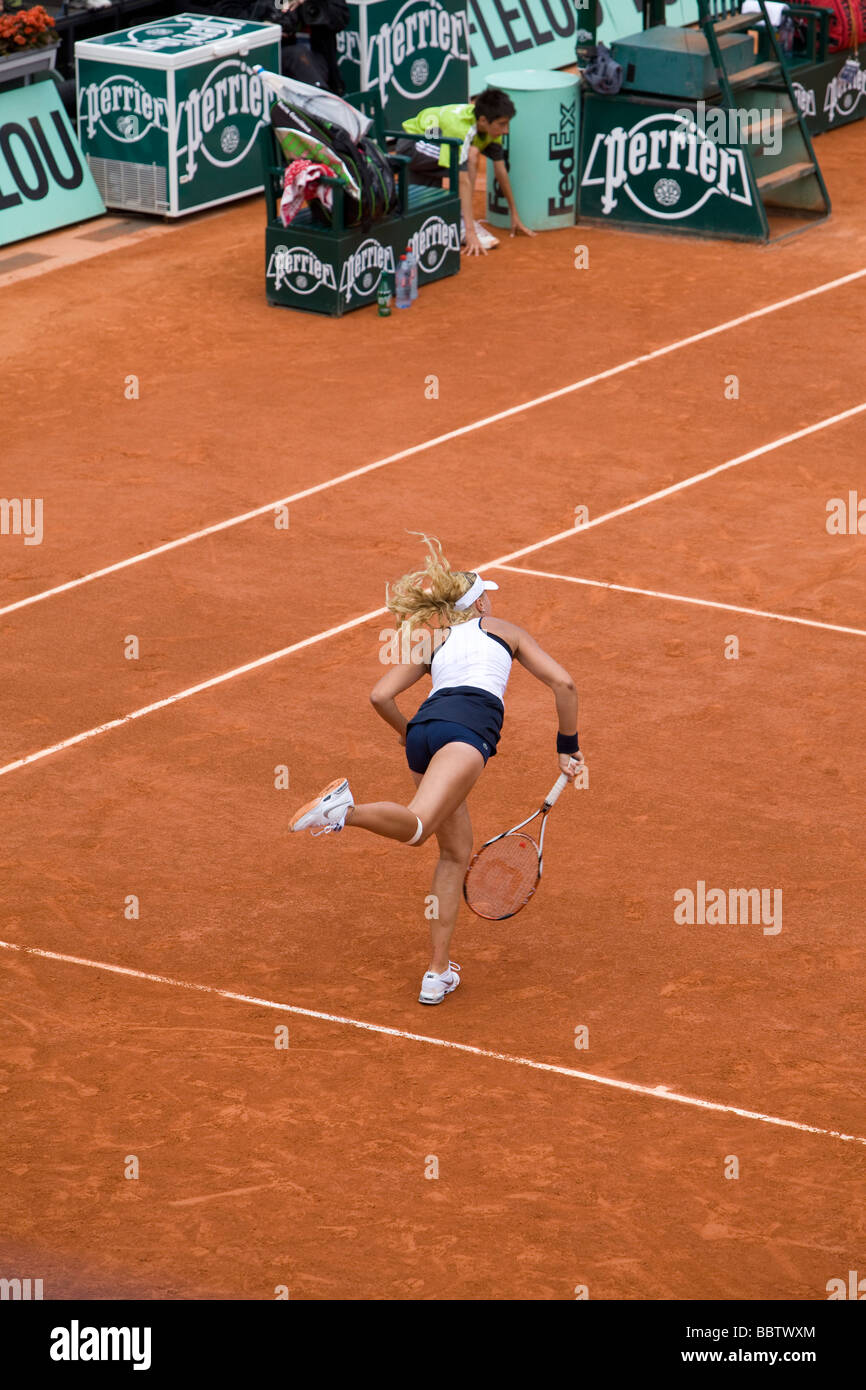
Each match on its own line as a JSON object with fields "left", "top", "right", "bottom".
{"left": 405, "top": 685, "right": 504, "bottom": 774}
{"left": 405, "top": 720, "right": 491, "bottom": 774}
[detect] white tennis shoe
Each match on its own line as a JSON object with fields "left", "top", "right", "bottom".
{"left": 418, "top": 961, "right": 461, "bottom": 1005}
{"left": 290, "top": 778, "right": 354, "bottom": 836}
{"left": 459, "top": 220, "right": 500, "bottom": 250}
{"left": 474, "top": 220, "right": 500, "bottom": 250}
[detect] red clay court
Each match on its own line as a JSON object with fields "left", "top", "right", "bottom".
{"left": 1, "top": 122, "right": 865, "bottom": 1301}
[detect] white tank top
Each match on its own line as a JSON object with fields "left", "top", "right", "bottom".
{"left": 430, "top": 618, "right": 513, "bottom": 703}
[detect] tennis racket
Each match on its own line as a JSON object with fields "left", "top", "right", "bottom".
{"left": 463, "top": 773, "right": 569, "bottom": 921}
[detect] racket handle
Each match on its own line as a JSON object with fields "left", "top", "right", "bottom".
{"left": 542, "top": 773, "right": 569, "bottom": 809}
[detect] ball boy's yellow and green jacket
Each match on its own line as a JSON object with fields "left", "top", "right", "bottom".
{"left": 401, "top": 103, "right": 505, "bottom": 169}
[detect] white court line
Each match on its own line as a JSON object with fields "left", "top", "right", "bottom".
{"left": 1, "top": 938, "right": 863, "bottom": 1147}
{"left": 0, "top": 605, "right": 388, "bottom": 778}
{"left": 2, "top": 266, "right": 865, "bottom": 621}
{"left": 480, "top": 401, "right": 866, "bottom": 570}
{"left": 1, "top": 403, "right": 862, "bottom": 781}
{"left": 497, "top": 566, "right": 866, "bottom": 639}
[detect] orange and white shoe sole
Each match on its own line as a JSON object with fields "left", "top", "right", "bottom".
{"left": 290, "top": 778, "right": 347, "bottom": 832}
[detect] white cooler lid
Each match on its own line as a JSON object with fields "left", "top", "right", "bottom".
{"left": 74, "top": 13, "right": 282, "bottom": 68}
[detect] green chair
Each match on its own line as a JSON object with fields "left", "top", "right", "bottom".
{"left": 262, "top": 90, "right": 463, "bottom": 317}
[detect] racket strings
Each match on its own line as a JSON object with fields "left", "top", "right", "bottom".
{"left": 464, "top": 832, "right": 540, "bottom": 920}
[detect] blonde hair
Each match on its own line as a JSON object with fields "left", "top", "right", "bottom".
{"left": 386, "top": 534, "right": 478, "bottom": 634}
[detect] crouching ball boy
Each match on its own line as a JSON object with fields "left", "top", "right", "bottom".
{"left": 397, "top": 88, "right": 535, "bottom": 256}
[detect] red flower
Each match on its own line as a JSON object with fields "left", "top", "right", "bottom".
{"left": 0, "top": 3, "right": 55, "bottom": 53}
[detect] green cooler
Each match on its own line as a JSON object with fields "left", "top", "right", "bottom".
{"left": 75, "top": 13, "right": 281, "bottom": 216}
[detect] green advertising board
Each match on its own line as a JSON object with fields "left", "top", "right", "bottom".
{"left": 75, "top": 13, "right": 281, "bottom": 216}
{"left": 336, "top": 0, "right": 703, "bottom": 130}
{"left": 579, "top": 92, "right": 766, "bottom": 239}
{"left": 791, "top": 46, "right": 866, "bottom": 135}
{"left": 337, "top": 0, "right": 471, "bottom": 125}
{"left": 0, "top": 75, "right": 104, "bottom": 248}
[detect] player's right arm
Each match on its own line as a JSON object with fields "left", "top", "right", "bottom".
{"left": 370, "top": 659, "right": 428, "bottom": 742}
{"left": 460, "top": 155, "right": 484, "bottom": 257}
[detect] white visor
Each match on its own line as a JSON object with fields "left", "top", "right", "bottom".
{"left": 454, "top": 574, "right": 500, "bottom": 610}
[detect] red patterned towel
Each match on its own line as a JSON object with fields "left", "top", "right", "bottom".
{"left": 279, "top": 159, "right": 335, "bottom": 227}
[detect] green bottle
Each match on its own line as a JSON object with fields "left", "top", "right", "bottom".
{"left": 377, "top": 276, "right": 392, "bottom": 316}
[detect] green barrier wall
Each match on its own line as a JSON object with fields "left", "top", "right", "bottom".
{"left": 579, "top": 91, "right": 768, "bottom": 238}
{"left": 791, "top": 46, "right": 866, "bottom": 133}
{"left": 337, "top": 0, "right": 471, "bottom": 126}
{"left": 337, "top": 1, "right": 701, "bottom": 116}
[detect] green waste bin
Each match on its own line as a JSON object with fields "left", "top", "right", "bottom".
{"left": 485, "top": 68, "right": 578, "bottom": 233}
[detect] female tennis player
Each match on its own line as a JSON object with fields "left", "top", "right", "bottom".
{"left": 290, "top": 536, "right": 582, "bottom": 1004}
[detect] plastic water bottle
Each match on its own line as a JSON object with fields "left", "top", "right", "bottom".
{"left": 405, "top": 243, "right": 418, "bottom": 301}
{"left": 395, "top": 256, "right": 412, "bottom": 310}
{"left": 377, "top": 276, "right": 392, "bottom": 316}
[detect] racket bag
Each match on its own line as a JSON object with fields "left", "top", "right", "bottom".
{"left": 270, "top": 99, "right": 398, "bottom": 229}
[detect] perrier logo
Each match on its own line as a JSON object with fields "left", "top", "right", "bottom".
{"left": 367, "top": 0, "right": 468, "bottom": 108}
{"left": 339, "top": 238, "right": 395, "bottom": 302}
{"left": 581, "top": 112, "right": 753, "bottom": 221}
{"left": 410, "top": 215, "right": 460, "bottom": 273}
{"left": 267, "top": 244, "right": 337, "bottom": 296}
{"left": 122, "top": 15, "right": 247, "bottom": 51}
{"left": 80, "top": 74, "right": 170, "bottom": 144}
{"left": 824, "top": 60, "right": 866, "bottom": 124}
{"left": 176, "top": 60, "right": 268, "bottom": 182}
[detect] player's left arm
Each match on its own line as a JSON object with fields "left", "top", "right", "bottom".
{"left": 488, "top": 157, "right": 536, "bottom": 238}
{"left": 488, "top": 618, "right": 582, "bottom": 777}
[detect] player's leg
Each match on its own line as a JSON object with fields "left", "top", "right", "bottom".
{"left": 426, "top": 797, "right": 473, "bottom": 975}
{"left": 292, "top": 741, "right": 484, "bottom": 840}
{"left": 344, "top": 741, "right": 484, "bottom": 842}
{"left": 407, "top": 764, "right": 473, "bottom": 999}
{"left": 406, "top": 741, "right": 484, "bottom": 841}
{"left": 394, "top": 139, "right": 445, "bottom": 187}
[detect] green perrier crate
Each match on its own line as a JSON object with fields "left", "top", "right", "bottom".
{"left": 265, "top": 198, "right": 461, "bottom": 316}
{"left": 75, "top": 13, "right": 281, "bottom": 216}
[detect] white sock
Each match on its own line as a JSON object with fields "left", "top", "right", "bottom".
{"left": 407, "top": 816, "right": 423, "bottom": 845}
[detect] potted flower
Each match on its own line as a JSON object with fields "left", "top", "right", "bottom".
{"left": 0, "top": 5, "right": 60, "bottom": 87}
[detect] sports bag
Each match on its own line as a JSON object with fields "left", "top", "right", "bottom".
{"left": 270, "top": 99, "right": 398, "bottom": 228}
